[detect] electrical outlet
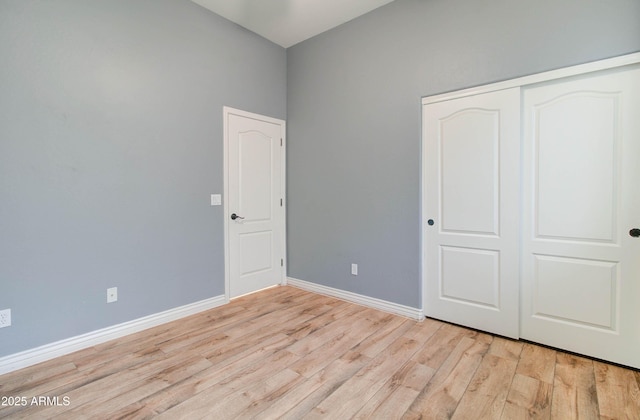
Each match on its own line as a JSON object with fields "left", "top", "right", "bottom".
{"left": 351, "top": 263, "right": 358, "bottom": 276}
{"left": 0, "top": 309, "right": 11, "bottom": 328}
{"left": 107, "top": 287, "right": 118, "bottom": 303}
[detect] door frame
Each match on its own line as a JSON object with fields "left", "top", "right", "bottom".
{"left": 420, "top": 52, "right": 640, "bottom": 316}
{"left": 223, "top": 106, "right": 287, "bottom": 302}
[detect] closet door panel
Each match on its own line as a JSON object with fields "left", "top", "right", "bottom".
{"left": 521, "top": 66, "right": 640, "bottom": 368}
{"left": 423, "top": 88, "right": 520, "bottom": 339}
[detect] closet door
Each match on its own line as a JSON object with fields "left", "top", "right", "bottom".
{"left": 423, "top": 88, "right": 520, "bottom": 339}
{"left": 521, "top": 66, "right": 640, "bottom": 368}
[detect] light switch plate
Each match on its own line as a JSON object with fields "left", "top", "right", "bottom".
{"left": 210, "top": 194, "right": 222, "bottom": 206}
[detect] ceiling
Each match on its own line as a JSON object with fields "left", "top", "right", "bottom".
{"left": 190, "top": 0, "right": 396, "bottom": 48}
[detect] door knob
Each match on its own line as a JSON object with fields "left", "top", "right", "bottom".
{"left": 630, "top": 228, "right": 640, "bottom": 237}
{"left": 427, "top": 219, "right": 435, "bottom": 226}
{"left": 231, "top": 213, "right": 245, "bottom": 220}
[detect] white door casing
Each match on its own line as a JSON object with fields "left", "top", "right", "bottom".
{"left": 422, "top": 88, "right": 521, "bottom": 339}
{"left": 520, "top": 66, "right": 640, "bottom": 368}
{"left": 224, "top": 107, "right": 286, "bottom": 299}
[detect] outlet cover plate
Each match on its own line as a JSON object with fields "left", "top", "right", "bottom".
{"left": 107, "top": 287, "right": 118, "bottom": 303}
{"left": 0, "top": 309, "right": 11, "bottom": 328}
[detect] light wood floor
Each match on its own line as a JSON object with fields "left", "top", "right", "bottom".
{"left": 1, "top": 286, "right": 639, "bottom": 419}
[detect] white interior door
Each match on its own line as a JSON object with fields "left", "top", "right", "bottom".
{"left": 423, "top": 88, "right": 521, "bottom": 339}
{"left": 224, "top": 107, "right": 285, "bottom": 299}
{"left": 521, "top": 66, "right": 640, "bottom": 368}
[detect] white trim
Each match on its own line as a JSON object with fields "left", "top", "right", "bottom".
{"left": 287, "top": 277, "right": 424, "bottom": 321}
{"left": 280, "top": 119, "right": 288, "bottom": 285}
{"left": 223, "top": 107, "right": 231, "bottom": 302}
{"left": 422, "top": 52, "right": 640, "bottom": 105}
{"left": 0, "top": 295, "right": 227, "bottom": 375}
{"left": 223, "top": 107, "right": 287, "bottom": 299}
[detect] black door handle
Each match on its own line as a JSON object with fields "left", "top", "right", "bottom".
{"left": 630, "top": 228, "right": 640, "bottom": 237}
{"left": 427, "top": 219, "right": 435, "bottom": 226}
{"left": 231, "top": 213, "right": 245, "bottom": 220}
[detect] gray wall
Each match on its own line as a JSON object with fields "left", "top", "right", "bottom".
{"left": 286, "top": 0, "right": 640, "bottom": 308}
{"left": 0, "top": 0, "right": 286, "bottom": 356}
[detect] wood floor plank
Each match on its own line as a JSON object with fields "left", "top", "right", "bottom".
{"left": 0, "top": 347, "right": 167, "bottom": 419}
{"left": 284, "top": 299, "right": 354, "bottom": 341}
{"left": 122, "top": 333, "right": 296, "bottom": 419}
{"left": 288, "top": 314, "right": 383, "bottom": 378}
{"left": 550, "top": 353, "right": 599, "bottom": 420}
{"left": 0, "top": 361, "right": 77, "bottom": 394}
{"left": 200, "top": 368, "right": 305, "bottom": 419}
{"left": 154, "top": 350, "right": 302, "bottom": 419}
{"left": 1, "top": 286, "right": 639, "bottom": 420}
{"left": 307, "top": 336, "right": 423, "bottom": 419}
{"left": 501, "top": 373, "right": 552, "bottom": 420}
{"left": 353, "top": 360, "right": 435, "bottom": 420}
{"left": 290, "top": 332, "right": 370, "bottom": 378}
{"left": 6, "top": 349, "right": 195, "bottom": 419}
{"left": 349, "top": 317, "right": 418, "bottom": 360}
{"left": 488, "top": 336, "right": 524, "bottom": 361}
{"left": 451, "top": 353, "right": 518, "bottom": 419}
{"left": 594, "top": 360, "right": 640, "bottom": 419}
{"left": 403, "top": 334, "right": 493, "bottom": 419}
{"left": 411, "top": 322, "right": 469, "bottom": 370}
{"left": 348, "top": 314, "right": 413, "bottom": 359}
{"left": 256, "top": 351, "right": 372, "bottom": 420}
{"left": 402, "top": 318, "right": 445, "bottom": 342}
{"left": 198, "top": 298, "right": 333, "bottom": 364}
{"left": 211, "top": 369, "right": 305, "bottom": 419}
{"left": 517, "top": 343, "right": 557, "bottom": 384}
{"left": 286, "top": 307, "right": 381, "bottom": 357}
{"left": 55, "top": 355, "right": 213, "bottom": 419}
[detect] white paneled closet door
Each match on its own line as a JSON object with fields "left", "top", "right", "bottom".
{"left": 422, "top": 54, "right": 640, "bottom": 368}
{"left": 423, "top": 88, "right": 521, "bottom": 339}
{"left": 520, "top": 66, "right": 640, "bottom": 368}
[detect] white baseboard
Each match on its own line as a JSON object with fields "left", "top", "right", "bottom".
{"left": 0, "top": 295, "right": 227, "bottom": 375}
{"left": 287, "top": 277, "right": 424, "bottom": 321}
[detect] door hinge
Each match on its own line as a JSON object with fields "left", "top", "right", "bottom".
{"left": 280, "top": 138, "right": 283, "bottom": 146}
{"left": 280, "top": 198, "right": 283, "bottom": 207}
{"left": 281, "top": 259, "right": 284, "bottom": 267}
